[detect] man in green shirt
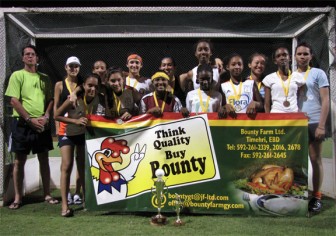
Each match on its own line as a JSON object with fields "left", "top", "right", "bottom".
{"left": 5, "top": 45, "right": 58, "bottom": 209}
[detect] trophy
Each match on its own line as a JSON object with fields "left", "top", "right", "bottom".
{"left": 173, "top": 193, "right": 185, "bottom": 226}
{"left": 150, "top": 169, "right": 168, "bottom": 226}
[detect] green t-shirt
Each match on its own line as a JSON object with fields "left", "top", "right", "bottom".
{"left": 5, "top": 69, "right": 53, "bottom": 118}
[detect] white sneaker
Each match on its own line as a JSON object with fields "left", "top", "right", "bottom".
{"left": 67, "top": 192, "right": 73, "bottom": 205}
{"left": 73, "top": 194, "right": 82, "bottom": 205}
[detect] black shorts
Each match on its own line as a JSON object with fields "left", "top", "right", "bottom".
{"left": 308, "top": 123, "right": 325, "bottom": 143}
{"left": 8, "top": 118, "right": 53, "bottom": 155}
{"left": 58, "top": 134, "right": 85, "bottom": 148}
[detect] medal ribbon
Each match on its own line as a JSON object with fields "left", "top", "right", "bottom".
{"left": 65, "top": 77, "right": 77, "bottom": 93}
{"left": 277, "top": 70, "right": 292, "bottom": 99}
{"left": 153, "top": 91, "right": 167, "bottom": 112}
{"left": 113, "top": 90, "right": 123, "bottom": 115}
{"left": 127, "top": 76, "right": 138, "bottom": 89}
{"left": 249, "top": 75, "right": 261, "bottom": 91}
{"left": 297, "top": 66, "right": 311, "bottom": 80}
{"left": 83, "top": 96, "right": 93, "bottom": 115}
{"left": 230, "top": 79, "right": 243, "bottom": 101}
{"left": 197, "top": 88, "right": 211, "bottom": 112}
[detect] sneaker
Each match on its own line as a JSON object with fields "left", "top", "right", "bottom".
{"left": 67, "top": 193, "right": 73, "bottom": 205}
{"left": 73, "top": 194, "right": 82, "bottom": 205}
{"left": 308, "top": 197, "right": 322, "bottom": 213}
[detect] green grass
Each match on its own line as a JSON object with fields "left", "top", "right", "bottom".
{"left": 0, "top": 189, "right": 335, "bottom": 236}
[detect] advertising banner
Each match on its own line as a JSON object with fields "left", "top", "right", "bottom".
{"left": 85, "top": 113, "right": 308, "bottom": 216}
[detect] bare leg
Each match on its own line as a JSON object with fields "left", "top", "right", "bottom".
{"left": 12, "top": 153, "right": 27, "bottom": 204}
{"left": 74, "top": 146, "right": 82, "bottom": 196}
{"left": 309, "top": 141, "right": 323, "bottom": 195}
{"left": 37, "top": 151, "right": 52, "bottom": 198}
{"left": 60, "top": 145, "right": 74, "bottom": 213}
{"left": 75, "top": 145, "right": 85, "bottom": 201}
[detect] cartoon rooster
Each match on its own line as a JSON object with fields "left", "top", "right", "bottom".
{"left": 90, "top": 137, "right": 146, "bottom": 198}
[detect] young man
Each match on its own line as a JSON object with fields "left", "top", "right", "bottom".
{"left": 5, "top": 45, "right": 58, "bottom": 209}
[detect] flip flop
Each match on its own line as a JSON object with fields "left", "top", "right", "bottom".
{"left": 9, "top": 202, "right": 22, "bottom": 210}
{"left": 61, "top": 208, "right": 74, "bottom": 217}
{"left": 45, "top": 196, "right": 59, "bottom": 205}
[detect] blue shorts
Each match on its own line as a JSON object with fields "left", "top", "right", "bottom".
{"left": 58, "top": 134, "right": 85, "bottom": 147}
{"left": 8, "top": 118, "right": 53, "bottom": 155}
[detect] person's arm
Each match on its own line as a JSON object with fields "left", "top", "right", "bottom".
{"left": 315, "top": 87, "right": 330, "bottom": 138}
{"left": 54, "top": 99, "right": 87, "bottom": 126}
{"left": 246, "top": 82, "right": 264, "bottom": 114}
{"left": 37, "top": 99, "right": 53, "bottom": 127}
{"left": 10, "top": 97, "right": 44, "bottom": 132}
{"left": 179, "top": 70, "right": 193, "bottom": 92}
{"left": 53, "top": 81, "right": 62, "bottom": 134}
{"left": 264, "top": 87, "right": 271, "bottom": 113}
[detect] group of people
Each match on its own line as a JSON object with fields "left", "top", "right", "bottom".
{"left": 5, "top": 39, "right": 330, "bottom": 217}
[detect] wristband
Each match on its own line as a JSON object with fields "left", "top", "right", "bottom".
{"left": 317, "top": 127, "right": 325, "bottom": 130}
{"left": 25, "top": 117, "right": 32, "bottom": 123}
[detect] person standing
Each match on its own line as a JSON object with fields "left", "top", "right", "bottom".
{"left": 5, "top": 45, "right": 58, "bottom": 209}
{"left": 295, "top": 42, "right": 330, "bottom": 213}
{"left": 263, "top": 46, "right": 305, "bottom": 113}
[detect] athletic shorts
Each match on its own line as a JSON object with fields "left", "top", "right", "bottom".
{"left": 8, "top": 118, "right": 53, "bottom": 155}
{"left": 308, "top": 123, "right": 325, "bottom": 143}
{"left": 58, "top": 134, "right": 85, "bottom": 148}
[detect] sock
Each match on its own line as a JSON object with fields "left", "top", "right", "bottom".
{"left": 313, "top": 191, "right": 322, "bottom": 199}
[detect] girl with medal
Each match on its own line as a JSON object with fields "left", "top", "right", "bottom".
{"left": 263, "top": 46, "right": 305, "bottom": 113}
{"left": 182, "top": 64, "right": 224, "bottom": 118}
{"left": 295, "top": 42, "right": 330, "bottom": 213}
{"left": 106, "top": 67, "right": 136, "bottom": 121}
{"left": 140, "top": 70, "right": 182, "bottom": 117}
{"left": 221, "top": 53, "right": 263, "bottom": 117}
{"left": 54, "top": 73, "right": 102, "bottom": 217}
{"left": 54, "top": 56, "right": 85, "bottom": 213}
{"left": 247, "top": 53, "right": 267, "bottom": 99}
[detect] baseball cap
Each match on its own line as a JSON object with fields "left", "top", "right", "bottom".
{"left": 66, "top": 56, "right": 81, "bottom": 66}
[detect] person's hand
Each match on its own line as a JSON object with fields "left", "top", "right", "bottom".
{"left": 224, "top": 104, "right": 237, "bottom": 118}
{"left": 147, "top": 107, "right": 163, "bottom": 118}
{"left": 246, "top": 101, "right": 258, "bottom": 115}
{"left": 120, "top": 111, "right": 132, "bottom": 121}
{"left": 75, "top": 117, "right": 88, "bottom": 126}
{"left": 218, "top": 106, "right": 226, "bottom": 119}
{"left": 315, "top": 126, "right": 326, "bottom": 140}
{"left": 29, "top": 118, "right": 45, "bottom": 133}
{"left": 181, "top": 107, "right": 190, "bottom": 118}
{"left": 69, "top": 92, "right": 78, "bottom": 108}
{"left": 214, "top": 58, "right": 224, "bottom": 73}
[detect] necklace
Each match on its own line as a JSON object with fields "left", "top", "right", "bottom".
{"left": 153, "top": 91, "right": 167, "bottom": 112}
{"left": 197, "top": 88, "right": 211, "bottom": 112}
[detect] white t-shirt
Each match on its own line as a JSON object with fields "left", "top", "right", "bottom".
{"left": 263, "top": 71, "right": 305, "bottom": 113}
{"left": 185, "top": 89, "right": 222, "bottom": 113}
{"left": 126, "top": 76, "right": 152, "bottom": 95}
{"left": 221, "top": 79, "right": 254, "bottom": 113}
{"left": 191, "top": 66, "right": 220, "bottom": 90}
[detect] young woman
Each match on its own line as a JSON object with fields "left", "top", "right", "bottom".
{"left": 54, "top": 56, "right": 84, "bottom": 207}
{"left": 140, "top": 71, "right": 182, "bottom": 117}
{"left": 179, "top": 39, "right": 222, "bottom": 93}
{"left": 221, "top": 53, "right": 263, "bottom": 117}
{"left": 295, "top": 42, "right": 330, "bottom": 213}
{"left": 105, "top": 67, "right": 137, "bottom": 121}
{"left": 263, "top": 46, "right": 305, "bottom": 113}
{"left": 54, "top": 73, "right": 102, "bottom": 217}
{"left": 182, "top": 64, "right": 224, "bottom": 118}
{"left": 92, "top": 60, "right": 108, "bottom": 85}
{"left": 247, "top": 53, "right": 267, "bottom": 99}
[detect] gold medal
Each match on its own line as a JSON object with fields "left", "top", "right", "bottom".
{"left": 235, "top": 105, "right": 242, "bottom": 112}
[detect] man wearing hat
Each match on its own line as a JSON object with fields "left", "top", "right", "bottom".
{"left": 140, "top": 70, "right": 182, "bottom": 117}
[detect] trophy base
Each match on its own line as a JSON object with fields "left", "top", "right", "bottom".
{"left": 150, "top": 214, "right": 167, "bottom": 226}
{"left": 173, "top": 219, "right": 185, "bottom": 226}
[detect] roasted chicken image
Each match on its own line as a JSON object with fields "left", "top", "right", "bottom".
{"left": 250, "top": 165, "right": 294, "bottom": 193}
